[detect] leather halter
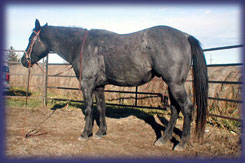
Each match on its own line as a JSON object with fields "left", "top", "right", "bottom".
{"left": 24, "top": 30, "right": 45, "bottom": 67}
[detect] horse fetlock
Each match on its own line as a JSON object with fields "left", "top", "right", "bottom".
{"left": 97, "top": 128, "right": 106, "bottom": 134}
{"left": 81, "top": 131, "right": 93, "bottom": 138}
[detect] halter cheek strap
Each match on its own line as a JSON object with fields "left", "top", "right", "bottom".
{"left": 33, "top": 31, "right": 46, "bottom": 49}
{"left": 24, "top": 30, "right": 45, "bottom": 67}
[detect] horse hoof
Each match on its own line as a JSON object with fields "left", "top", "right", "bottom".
{"left": 93, "top": 134, "right": 103, "bottom": 140}
{"left": 78, "top": 136, "right": 89, "bottom": 141}
{"left": 93, "top": 132, "right": 106, "bottom": 140}
{"left": 154, "top": 138, "right": 166, "bottom": 146}
{"left": 173, "top": 144, "right": 185, "bottom": 151}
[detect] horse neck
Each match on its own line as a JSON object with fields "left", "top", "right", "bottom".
{"left": 43, "top": 26, "right": 87, "bottom": 64}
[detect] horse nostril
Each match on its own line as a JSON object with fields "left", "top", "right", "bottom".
{"left": 21, "top": 57, "right": 29, "bottom": 68}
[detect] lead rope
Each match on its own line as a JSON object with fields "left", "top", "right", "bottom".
{"left": 25, "top": 62, "right": 72, "bottom": 138}
{"left": 36, "top": 62, "right": 73, "bottom": 76}
{"left": 25, "top": 110, "right": 56, "bottom": 138}
{"left": 25, "top": 60, "right": 31, "bottom": 107}
{"left": 23, "top": 30, "right": 53, "bottom": 138}
{"left": 25, "top": 61, "right": 72, "bottom": 138}
{"left": 25, "top": 30, "right": 42, "bottom": 107}
{"left": 25, "top": 30, "right": 88, "bottom": 138}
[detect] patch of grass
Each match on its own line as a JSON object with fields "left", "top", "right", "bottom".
{"left": 6, "top": 97, "right": 42, "bottom": 108}
{"left": 6, "top": 88, "right": 166, "bottom": 118}
{"left": 6, "top": 87, "right": 241, "bottom": 134}
{"left": 208, "top": 104, "right": 241, "bottom": 134}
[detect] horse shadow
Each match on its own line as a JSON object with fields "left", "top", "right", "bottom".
{"left": 50, "top": 103, "right": 67, "bottom": 111}
{"left": 56, "top": 101, "right": 182, "bottom": 146}
{"left": 49, "top": 101, "right": 182, "bottom": 147}
{"left": 103, "top": 106, "right": 182, "bottom": 146}
{"left": 6, "top": 89, "right": 32, "bottom": 96}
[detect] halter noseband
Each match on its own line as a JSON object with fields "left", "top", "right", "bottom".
{"left": 24, "top": 30, "right": 45, "bottom": 67}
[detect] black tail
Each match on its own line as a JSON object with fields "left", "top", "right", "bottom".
{"left": 188, "top": 36, "right": 208, "bottom": 140}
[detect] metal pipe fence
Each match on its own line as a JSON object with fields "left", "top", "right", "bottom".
{"left": 4, "top": 44, "right": 243, "bottom": 122}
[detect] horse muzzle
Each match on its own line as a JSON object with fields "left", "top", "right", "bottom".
{"left": 21, "top": 56, "right": 32, "bottom": 68}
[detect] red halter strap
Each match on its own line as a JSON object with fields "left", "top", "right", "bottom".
{"left": 24, "top": 30, "right": 45, "bottom": 67}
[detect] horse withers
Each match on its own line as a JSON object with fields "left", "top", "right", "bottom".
{"left": 21, "top": 19, "right": 208, "bottom": 151}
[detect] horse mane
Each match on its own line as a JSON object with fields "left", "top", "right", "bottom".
{"left": 43, "top": 25, "right": 85, "bottom": 32}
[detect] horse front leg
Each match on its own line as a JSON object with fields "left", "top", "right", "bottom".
{"left": 78, "top": 80, "right": 95, "bottom": 141}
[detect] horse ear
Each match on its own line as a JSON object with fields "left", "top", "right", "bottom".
{"left": 34, "top": 19, "right": 41, "bottom": 31}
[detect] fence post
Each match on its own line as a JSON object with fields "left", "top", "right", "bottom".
{"left": 135, "top": 86, "right": 138, "bottom": 106}
{"left": 41, "top": 58, "right": 45, "bottom": 107}
{"left": 25, "top": 63, "right": 31, "bottom": 107}
{"left": 44, "top": 54, "right": 49, "bottom": 106}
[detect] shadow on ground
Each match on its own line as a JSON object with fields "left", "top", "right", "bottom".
{"left": 104, "top": 106, "right": 182, "bottom": 146}
{"left": 50, "top": 101, "right": 182, "bottom": 146}
{"left": 5, "top": 89, "right": 32, "bottom": 96}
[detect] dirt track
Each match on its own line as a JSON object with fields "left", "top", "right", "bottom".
{"left": 5, "top": 106, "right": 241, "bottom": 159}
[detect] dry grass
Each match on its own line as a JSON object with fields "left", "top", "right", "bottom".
{"left": 9, "top": 64, "right": 242, "bottom": 132}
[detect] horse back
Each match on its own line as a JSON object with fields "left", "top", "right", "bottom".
{"left": 88, "top": 26, "right": 191, "bottom": 86}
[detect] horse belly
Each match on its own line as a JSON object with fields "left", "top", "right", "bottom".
{"left": 105, "top": 57, "right": 153, "bottom": 86}
{"left": 107, "top": 70, "right": 153, "bottom": 86}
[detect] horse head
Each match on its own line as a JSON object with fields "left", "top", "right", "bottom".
{"left": 21, "top": 19, "right": 49, "bottom": 67}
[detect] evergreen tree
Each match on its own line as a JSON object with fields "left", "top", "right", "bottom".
{"left": 8, "top": 46, "right": 18, "bottom": 62}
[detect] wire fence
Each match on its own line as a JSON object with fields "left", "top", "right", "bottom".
{"left": 4, "top": 44, "right": 243, "bottom": 122}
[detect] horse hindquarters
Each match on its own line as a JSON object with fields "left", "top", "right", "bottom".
{"left": 154, "top": 35, "right": 207, "bottom": 150}
{"left": 151, "top": 34, "right": 194, "bottom": 150}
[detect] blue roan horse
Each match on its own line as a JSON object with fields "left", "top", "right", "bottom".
{"left": 21, "top": 19, "right": 208, "bottom": 151}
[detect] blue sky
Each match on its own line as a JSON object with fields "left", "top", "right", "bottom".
{"left": 5, "top": 4, "right": 242, "bottom": 64}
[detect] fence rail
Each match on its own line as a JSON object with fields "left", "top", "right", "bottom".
{"left": 4, "top": 44, "right": 243, "bottom": 122}
{"left": 203, "top": 44, "right": 243, "bottom": 52}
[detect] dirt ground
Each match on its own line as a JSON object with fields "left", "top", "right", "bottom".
{"left": 5, "top": 105, "right": 242, "bottom": 159}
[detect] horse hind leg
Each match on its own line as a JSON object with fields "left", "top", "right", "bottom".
{"left": 154, "top": 87, "right": 180, "bottom": 146}
{"left": 93, "top": 86, "right": 107, "bottom": 139}
{"left": 174, "top": 98, "right": 193, "bottom": 151}
{"left": 168, "top": 82, "right": 193, "bottom": 151}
